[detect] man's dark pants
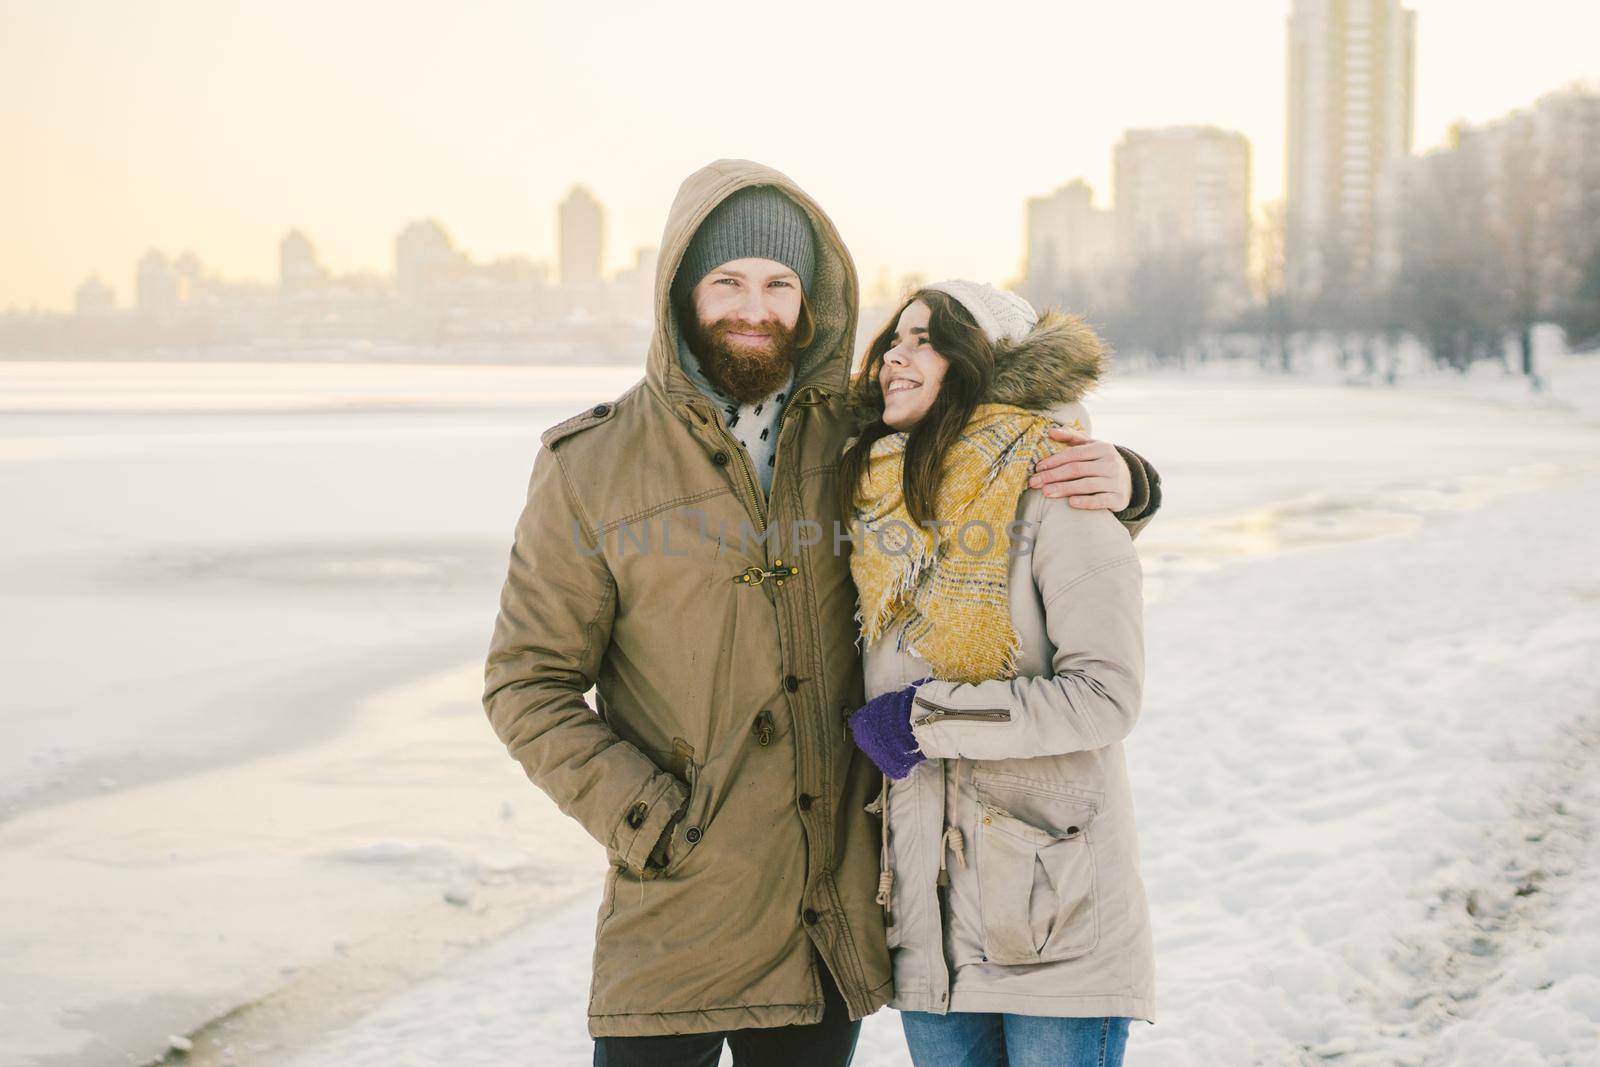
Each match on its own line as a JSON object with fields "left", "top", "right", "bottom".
{"left": 592, "top": 955, "right": 860, "bottom": 1067}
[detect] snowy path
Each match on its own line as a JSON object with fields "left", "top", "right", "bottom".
{"left": 254, "top": 473, "right": 1600, "bottom": 1067}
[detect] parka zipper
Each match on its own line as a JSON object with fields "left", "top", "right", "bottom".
{"left": 913, "top": 696, "right": 1011, "bottom": 724}
{"left": 765, "top": 390, "right": 803, "bottom": 528}
{"left": 713, "top": 418, "right": 767, "bottom": 531}
{"left": 937, "top": 759, "right": 953, "bottom": 889}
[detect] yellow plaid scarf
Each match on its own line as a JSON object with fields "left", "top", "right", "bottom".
{"left": 850, "top": 403, "right": 1068, "bottom": 684}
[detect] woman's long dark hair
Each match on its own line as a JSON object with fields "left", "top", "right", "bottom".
{"left": 836, "top": 289, "right": 997, "bottom": 529}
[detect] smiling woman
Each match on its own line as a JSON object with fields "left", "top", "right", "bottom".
{"left": 840, "top": 282, "right": 1154, "bottom": 1067}
{"left": 835, "top": 287, "right": 1008, "bottom": 527}
{"left": 879, "top": 299, "right": 948, "bottom": 429}
{"left": 878, "top": 284, "right": 1043, "bottom": 432}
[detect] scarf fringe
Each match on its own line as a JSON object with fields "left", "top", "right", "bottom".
{"left": 858, "top": 530, "right": 938, "bottom": 645}
{"left": 899, "top": 607, "right": 1027, "bottom": 681}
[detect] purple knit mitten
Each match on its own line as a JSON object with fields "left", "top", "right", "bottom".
{"left": 848, "top": 677, "right": 934, "bottom": 780}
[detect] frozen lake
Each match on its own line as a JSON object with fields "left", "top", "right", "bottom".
{"left": 1, "top": 358, "right": 1597, "bottom": 1066}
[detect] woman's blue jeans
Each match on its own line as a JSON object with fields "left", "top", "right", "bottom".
{"left": 900, "top": 1010, "right": 1131, "bottom": 1067}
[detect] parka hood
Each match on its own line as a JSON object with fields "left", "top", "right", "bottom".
{"left": 986, "top": 309, "right": 1107, "bottom": 410}
{"left": 648, "top": 159, "right": 858, "bottom": 408}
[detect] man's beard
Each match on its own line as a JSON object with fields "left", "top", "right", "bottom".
{"left": 681, "top": 312, "right": 798, "bottom": 404}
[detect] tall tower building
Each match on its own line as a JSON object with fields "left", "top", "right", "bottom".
{"left": 279, "top": 229, "right": 328, "bottom": 292}
{"left": 1286, "top": 0, "right": 1416, "bottom": 296}
{"left": 394, "top": 219, "right": 463, "bottom": 296}
{"left": 1113, "top": 126, "right": 1252, "bottom": 312}
{"left": 559, "top": 186, "right": 605, "bottom": 286}
{"left": 74, "top": 275, "right": 116, "bottom": 313}
{"left": 1021, "top": 179, "right": 1114, "bottom": 305}
{"left": 135, "top": 250, "right": 178, "bottom": 315}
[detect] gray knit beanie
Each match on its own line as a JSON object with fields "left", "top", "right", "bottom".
{"left": 673, "top": 185, "right": 817, "bottom": 303}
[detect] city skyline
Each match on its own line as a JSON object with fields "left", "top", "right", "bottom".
{"left": 56, "top": 188, "right": 655, "bottom": 316}
{"left": 23, "top": 78, "right": 1589, "bottom": 323}
{"left": 4, "top": 0, "right": 1597, "bottom": 313}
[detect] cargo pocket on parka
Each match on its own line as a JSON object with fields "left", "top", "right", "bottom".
{"left": 973, "top": 775, "right": 1100, "bottom": 965}
{"left": 642, "top": 740, "right": 703, "bottom": 877}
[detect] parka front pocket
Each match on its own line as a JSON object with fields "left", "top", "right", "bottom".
{"left": 641, "top": 740, "right": 704, "bottom": 877}
{"left": 973, "top": 778, "right": 1100, "bottom": 965}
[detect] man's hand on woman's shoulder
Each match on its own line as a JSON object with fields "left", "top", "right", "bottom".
{"left": 1033, "top": 425, "right": 1134, "bottom": 511}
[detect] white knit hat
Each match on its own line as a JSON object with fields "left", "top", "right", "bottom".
{"left": 921, "top": 279, "right": 1038, "bottom": 344}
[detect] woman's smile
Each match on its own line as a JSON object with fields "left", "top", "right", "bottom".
{"left": 878, "top": 300, "right": 948, "bottom": 429}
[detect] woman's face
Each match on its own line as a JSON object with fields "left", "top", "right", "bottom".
{"left": 879, "top": 300, "right": 949, "bottom": 430}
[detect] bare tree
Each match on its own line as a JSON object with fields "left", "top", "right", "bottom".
{"left": 1110, "top": 246, "right": 1213, "bottom": 366}
{"left": 1248, "top": 200, "right": 1296, "bottom": 371}
{"left": 1393, "top": 138, "right": 1506, "bottom": 372}
{"left": 1491, "top": 118, "right": 1560, "bottom": 386}
{"left": 1557, "top": 245, "right": 1600, "bottom": 350}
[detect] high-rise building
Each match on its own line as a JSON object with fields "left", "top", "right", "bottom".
{"left": 1113, "top": 126, "right": 1252, "bottom": 311}
{"left": 1020, "top": 179, "right": 1114, "bottom": 306}
{"left": 1286, "top": 0, "right": 1416, "bottom": 296}
{"left": 74, "top": 275, "right": 115, "bottom": 313}
{"left": 1375, "top": 86, "right": 1600, "bottom": 291}
{"left": 394, "top": 219, "right": 465, "bottom": 296}
{"left": 610, "top": 246, "right": 658, "bottom": 318}
{"left": 279, "top": 229, "right": 328, "bottom": 292}
{"left": 135, "top": 250, "right": 178, "bottom": 315}
{"left": 559, "top": 185, "right": 605, "bottom": 286}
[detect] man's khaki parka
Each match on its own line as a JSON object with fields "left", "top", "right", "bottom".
{"left": 481, "top": 159, "right": 1161, "bottom": 1038}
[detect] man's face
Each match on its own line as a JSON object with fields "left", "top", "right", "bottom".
{"left": 682, "top": 257, "right": 804, "bottom": 404}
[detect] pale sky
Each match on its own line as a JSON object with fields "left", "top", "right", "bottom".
{"left": 3, "top": 0, "right": 1596, "bottom": 312}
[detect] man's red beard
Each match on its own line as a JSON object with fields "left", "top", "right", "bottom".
{"left": 681, "top": 312, "right": 798, "bottom": 404}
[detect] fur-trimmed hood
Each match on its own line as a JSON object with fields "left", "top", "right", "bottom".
{"left": 849, "top": 305, "right": 1109, "bottom": 431}
{"left": 987, "top": 308, "right": 1107, "bottom": 410}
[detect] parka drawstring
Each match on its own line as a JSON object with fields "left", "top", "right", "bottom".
{"left": 936, "top": 758, "right": 971, "bottom": 889}
{"left": 941, "top": 825, "right": 967, "bottom": 871}
{"left": 875, "top": 772, "right": 894, "bottom": 925}
{"left": 944, "top": 757, "right": 968, "bottom": 871}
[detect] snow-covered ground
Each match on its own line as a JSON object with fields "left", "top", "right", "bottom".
{"left": 1, "top": 353, "right": 1596, "bottom": 1067}
{"left": 262, "top": 470, "right": 1600, "bottom": 1067}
